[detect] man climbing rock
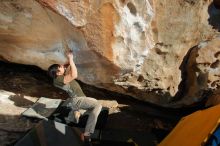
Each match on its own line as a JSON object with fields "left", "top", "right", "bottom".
{"left": 48, "top": 50, "right": 102, "bottom": 146}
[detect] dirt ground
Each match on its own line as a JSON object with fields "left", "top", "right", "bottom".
{"left": 0, "top": 61, "right": 183, "bottom": 146}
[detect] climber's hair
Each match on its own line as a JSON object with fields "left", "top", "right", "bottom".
{"left": 48, "top": 64, "right": 59, "bottom": 79}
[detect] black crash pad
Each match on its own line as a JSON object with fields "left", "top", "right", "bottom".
{"left": 14, "top": 120, "right": 83, "bottom": 146}
{"left": 14, "top": 120, "right": 136, "bottom": 146}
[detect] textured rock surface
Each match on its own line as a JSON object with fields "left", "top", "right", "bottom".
{"left": 180, "top": 37, "right": 220, "bottom": 105}
{"left": 0, "top": 0, "right": 219, "bottom": 106}
{"left": 170, "top": 37, "right": 220, "bottom": 105}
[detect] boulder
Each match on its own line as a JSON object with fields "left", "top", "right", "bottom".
{"left": 0, "top": 0, "right": 219, "bottom": 106}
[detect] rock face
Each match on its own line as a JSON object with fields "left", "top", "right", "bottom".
{"left": 172, "top": 36, "right": 220, "bottom": 105}
{"left": 0, "top": 0, "right": 219, "bottom": 106}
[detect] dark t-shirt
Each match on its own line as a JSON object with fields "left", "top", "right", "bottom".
{"left": 53, "top": 75, "right": 86, "bottom": 98}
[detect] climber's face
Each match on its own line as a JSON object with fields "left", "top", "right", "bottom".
{"left": 56, "top": 65, "right": 65, "bottom": 75}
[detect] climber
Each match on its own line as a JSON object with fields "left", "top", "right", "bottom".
{"left": 48, "top": 50, "right": 102, "bottom": 146}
